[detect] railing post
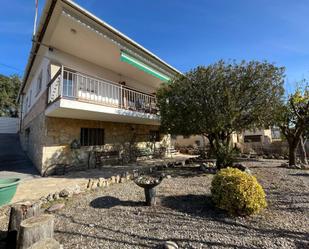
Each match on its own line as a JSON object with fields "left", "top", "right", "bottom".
{"left": 60, "top": 65, "right": 64, "bottom": 97}
{"left": 75, "top": 73, "right": 79, "bottom": 99}
{"left": 120, "top": 85, "right": 123, "bottom": 108}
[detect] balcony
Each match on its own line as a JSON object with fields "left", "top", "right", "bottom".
{"left": 46, "top": 67, "right": 160, "bottom": 125}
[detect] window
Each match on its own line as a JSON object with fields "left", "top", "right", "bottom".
{"left": 36, "top": 70, "right": 42, "bottom": 96}
{"left": 244, "top": 135, "right": 262, "bottom": 143}
{"left": 63, "top": 69, "right": 75, "bottom": 97}
{"left": 80, "top": 128, "right": 104, "bottom": 146}
{"left": 149, "top": 130, "right": 160, "bottom": 142}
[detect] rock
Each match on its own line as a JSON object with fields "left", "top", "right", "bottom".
{"left": 39, "top": 197, "right": 47, "bottom": 204}
{"left": 120, "top": 177, "right": 126, "bottom": 183}
{"left": 126, "top": 173, "right": 132, "bottom": 180}
{"left": 279, "top": 156, "right": 285, "bottom": 160}
{"left": 244, "top": 168, "right": 252, "bottom": 175}
{"left": 233, "top": 163, "right": 247, "bottom": 171}
{"left": 199, "top": 163, "right": 208, "bottom": 173}
{"left": 99, "top": 180, "right": 104, "bottom": 187}
{"left": 53, "top": 192, "right": 60, "bottom": 200}
{"left": 86, "top": 179, "right": 93, "bottom": 189}
{"left": 166, "top": 175, "right": 172, "bottom": 179}
{"left": 116, "top": 175, "right": 121, "bottom": 183}
{"left": 88, "top": 223, "right": 95, "bottom": 228}
{"left": 162, "top": 241, "right": 178, "bottom": 249}
{"left": 91, "top": 181, "right": 97, "bottom": 190}
{"left": 97, "top": 179, "right": 103, "bottom": 187}
{"left": 110, "top": 176, "right": 116, "bottom": 184}
{"left": 59, "top": 189, "right": 70, "bottom": 198}
{"left": 46, "top": 194, "right": 53, "bottom": 202}
{"left": 47, "top": 203, "right": 65, "bottom": 212}
{"left": 208, "top": 162, "right": 215, "bottom": 167}
{"left": 96, "top": 179, "right": 101, "bottom": 187}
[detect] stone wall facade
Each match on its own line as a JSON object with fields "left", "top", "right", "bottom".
{"left": 42, "top": 117, "right": 167, "bottom": 175}
{"left": 20, "top": 90, "right": 48, "bottom": 173}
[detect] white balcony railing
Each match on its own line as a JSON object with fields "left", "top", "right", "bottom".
{"left": 47, "top": 67, "right": 158, "bottom": 115}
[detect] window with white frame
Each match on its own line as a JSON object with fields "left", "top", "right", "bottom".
{"left": 36, "top": 70, "right": 42, "bottom": 96}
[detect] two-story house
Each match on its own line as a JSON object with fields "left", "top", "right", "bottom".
{"left": 18, "top": 0, "right": 180, "bottom": 175}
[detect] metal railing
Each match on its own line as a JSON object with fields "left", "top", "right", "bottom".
{"left": 47, "top": 67, "right": 158, "bottom": 115}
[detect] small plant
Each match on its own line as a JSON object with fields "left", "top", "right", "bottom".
{"left": 211, "top": 167, "right": 267, "bottom": 216}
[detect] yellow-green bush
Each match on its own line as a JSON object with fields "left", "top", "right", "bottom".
{"left": 211, "top": 167, "right": 267, "bottom": 216}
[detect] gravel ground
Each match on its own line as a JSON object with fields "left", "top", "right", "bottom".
{"left": 1, "top": 159, "right": 308, "bottom": 248}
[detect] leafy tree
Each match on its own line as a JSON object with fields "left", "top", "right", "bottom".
{"left": 276, "top": 86, "right": 309, "bottom": 166}
{"left": 157, "top": 60, "right": 285, "bottom": 168}
{"left": 0, "top": 74, "right": 21, "bottom": 117}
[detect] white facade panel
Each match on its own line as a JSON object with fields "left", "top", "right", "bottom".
{"left": 0, "top": 117, "right": 19, "bottom": 134}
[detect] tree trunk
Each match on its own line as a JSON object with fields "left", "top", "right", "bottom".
{"left": 299, "top": 136, "right": 308, "bottom": 165}
{"left": 288, "top": 143, "right": 297, "bottom": 166}
{"left": 17, "top": 214, "right": 54, "bottom": 249}
{"left": 206, "top": 135, "right": 215, "bottom": 158}
{"left": 7, "top": 201, "right": 41, "bottom": 248}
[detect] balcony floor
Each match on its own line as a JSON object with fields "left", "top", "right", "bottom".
{"left": 45, "top": 98, "right": 160, "bottom": 125}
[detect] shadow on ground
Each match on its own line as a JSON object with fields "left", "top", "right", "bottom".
{"left": 90, "top": 196, "right": 145, "bottom": 209}
{"left": 160, "top": 194, "right": 226, "bottom": 219}
{"left": 289, "top": 173, "right": 309, "bottom": 177}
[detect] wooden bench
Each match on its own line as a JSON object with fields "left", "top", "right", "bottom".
{"left": 95, "top": 151, "right": 123, "bottom": 168}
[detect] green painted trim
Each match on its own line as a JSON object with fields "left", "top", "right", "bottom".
{"left": 120, "top": 51, "right": 170, "bottom": 82}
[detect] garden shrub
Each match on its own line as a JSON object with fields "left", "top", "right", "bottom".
{"left": 211, "top": 167, "right": 267, "bottom": 216}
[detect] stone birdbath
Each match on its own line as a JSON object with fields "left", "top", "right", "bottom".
{"left": 134, "top": 175, "right": 164, "bottom": 206}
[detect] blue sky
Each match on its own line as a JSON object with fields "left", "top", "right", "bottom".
{"left": 1, "top": 0, "right": 309, "bottom": 93}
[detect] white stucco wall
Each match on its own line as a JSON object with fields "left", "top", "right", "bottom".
{"left": 48, "top": 49, "right": 157, "bottom": 94}
{"left": 173, "top": 135, "right": 207, "bottom": 147}
{"left": 23, "top": 55, "right": 50, "bottom": 116}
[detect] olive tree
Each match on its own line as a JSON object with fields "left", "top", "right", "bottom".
{"left": 157, "top": 60, "right": 285, "bottom": 168}
{"left": 276, "top": 86, "right": 309, "bottom": 166}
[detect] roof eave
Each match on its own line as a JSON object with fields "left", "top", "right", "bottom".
{"left": 18, "top": 0, "right": 182, "bottom": 102}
